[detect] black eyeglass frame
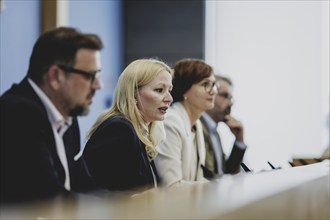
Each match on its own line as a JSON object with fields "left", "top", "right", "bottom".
{"left": 57, "top": 64, "right": 101, "bottom": 83}
{"left": 217, "top": 92, "right": 233, "bottom": 101}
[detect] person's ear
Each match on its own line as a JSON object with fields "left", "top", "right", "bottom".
{"left": 47, "top": 65, "right": 64, "bottom": 90}
{"left": 182, "top": 92, "right": 188, "bottom": 100}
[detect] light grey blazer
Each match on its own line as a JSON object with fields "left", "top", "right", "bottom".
{"left": 155, "top": 102, "right": 207, "bottom": 186}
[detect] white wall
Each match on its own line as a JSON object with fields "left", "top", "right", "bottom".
{"left": 205, "top": 0, "right": 329, "bottom": 171}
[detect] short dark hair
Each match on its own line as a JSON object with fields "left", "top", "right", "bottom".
{"left": 27, "top": 27, "right": 103, "bottom": 85}
{"left": 216, "top": 75, "right": 233, "bottom": 86}
{"left": 171, "top": 58, "right": 214, "bottom": 102}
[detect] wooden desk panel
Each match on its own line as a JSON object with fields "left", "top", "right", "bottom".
{"left": 1, "top": 161, "right": 329, "bottom": 219}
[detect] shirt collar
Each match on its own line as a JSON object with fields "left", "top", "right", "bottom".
{"left": 201, "top": 112, "right": 217, "bottom": 131}
{"left": 28, "top": 78, "right": 72, "bottom": 128}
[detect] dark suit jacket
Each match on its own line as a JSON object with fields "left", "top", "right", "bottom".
{"left": 200, "top": 116, "right": 246, "bottom": 178}
{"left": 0, "top": 78, "right": 97, "bottom": 203}
{"left": 83, "top": 117, "right": 158, "bottom": 191}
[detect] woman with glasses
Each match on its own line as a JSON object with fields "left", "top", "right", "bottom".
{"left": 155, "top": 58, "right": 217, "bottom": 186}
{"left": 83, "top": 58, "right": 173, "bottom": 192}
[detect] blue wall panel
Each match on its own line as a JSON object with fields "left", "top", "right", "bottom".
{"left": 0, "top": 0, "right": 40, "bottom": 94}
{"left": 68, "top": 0, "right": 123, "bottom": 146}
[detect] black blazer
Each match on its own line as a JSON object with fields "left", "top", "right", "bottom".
{"left": 0, "top": 78, "right": 96, "bottom": 203}
{"left": 83, "top": 117, "right": 158, "bottom": 191}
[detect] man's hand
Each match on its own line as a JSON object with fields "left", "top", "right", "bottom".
{"left": 224, "top": 115, "right": 244, "bottom": 143}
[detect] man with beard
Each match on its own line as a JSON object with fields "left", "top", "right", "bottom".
{"left": 0, "top": 27, "right": 103, "bottom": 203}
{"left": 200, "top": 75, "right": 247, "bottom": 179}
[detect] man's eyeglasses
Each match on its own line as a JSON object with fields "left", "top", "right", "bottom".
{"left": 58, "top": 64, "right": 101, "bottom": 84}
{"left": 218, "top": 92, "right": 233, "bottom": 101}
{"left": 200, "top": 81, "right": 219, "bottom": 93}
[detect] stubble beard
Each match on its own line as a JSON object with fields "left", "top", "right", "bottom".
{"left": 70, "top": 91, "right": 94, "bottom": 117}
{"left": 69, "top": 105, "right": 90, "bottom": 117}
{"left": 220, "top": 107, "right": 231, "bottom": 122}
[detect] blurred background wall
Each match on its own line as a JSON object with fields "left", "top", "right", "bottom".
{"left": 1, "top": 0, "right": 329, "bottom": 171}
{"left": 123, "top": 0, "right": 204, "bottom": 67}
{"left": 205, "top": 0, "right": 329, "bottom": 170}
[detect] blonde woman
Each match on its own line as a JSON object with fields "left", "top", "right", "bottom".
{"left": 83, "top": 59, "right": 173, "bottom": 192}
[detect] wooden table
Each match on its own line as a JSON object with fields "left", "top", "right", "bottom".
{"left": 1, "top": 160, "right": 329, "bottom": 219}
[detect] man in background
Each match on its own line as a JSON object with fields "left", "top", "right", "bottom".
{"left": 200, "top": 75, "right": 247, "bottom": 179}
{"left": 0, "top": 27, "right": 103, "bottom": 203}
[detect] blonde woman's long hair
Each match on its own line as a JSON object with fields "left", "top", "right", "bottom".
{"left": 86, "top": 58, "right": 172, "bottom": 161}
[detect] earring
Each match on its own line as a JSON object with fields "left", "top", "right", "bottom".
{"left": 183, "top": 96, "right": 187, "bottom": 100}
